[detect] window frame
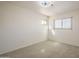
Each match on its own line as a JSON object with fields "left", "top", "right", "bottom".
{"left": 53, "top": 17, "right": 72, "bottom": 30}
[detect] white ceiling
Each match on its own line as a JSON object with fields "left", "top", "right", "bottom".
{"left": 4, "top": 1, "right": 79, "bottom": 16}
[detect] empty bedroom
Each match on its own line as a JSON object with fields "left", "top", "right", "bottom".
{"left": 0, "top": 0, "right": 79, "bottom": 58}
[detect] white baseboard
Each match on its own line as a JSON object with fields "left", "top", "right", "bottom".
{"left": 0, "top": 39, "right": 46, "bottom": 55}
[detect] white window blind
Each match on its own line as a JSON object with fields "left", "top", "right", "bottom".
{"left": 54, "top": 17, "right": 72, "bottom": 29}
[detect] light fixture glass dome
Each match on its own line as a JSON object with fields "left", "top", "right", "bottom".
{"left": 40, "top": 1, "right": 52, "bottom": 7}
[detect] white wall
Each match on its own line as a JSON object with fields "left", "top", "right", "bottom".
{"left": 0, "top": 2, "right": 47, "bottom": 54}
{"left": 49, "top": 9, "right": 79, "bottom": 46}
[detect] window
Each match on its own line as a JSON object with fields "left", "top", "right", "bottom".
{"left": 54, "top": 17, "right": 72, "bottom": 29}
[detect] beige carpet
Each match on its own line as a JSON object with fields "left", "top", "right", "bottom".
{"left": 0, "top": 40, "right": 79, "bottom": 58}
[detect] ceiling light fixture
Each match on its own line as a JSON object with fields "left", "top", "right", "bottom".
{"left": 40, "top": 1, "right": 53, "bottom": 7}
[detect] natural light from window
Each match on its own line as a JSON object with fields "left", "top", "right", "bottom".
{"left": 54, "top": 17, "right": 72, "bottom": 29}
